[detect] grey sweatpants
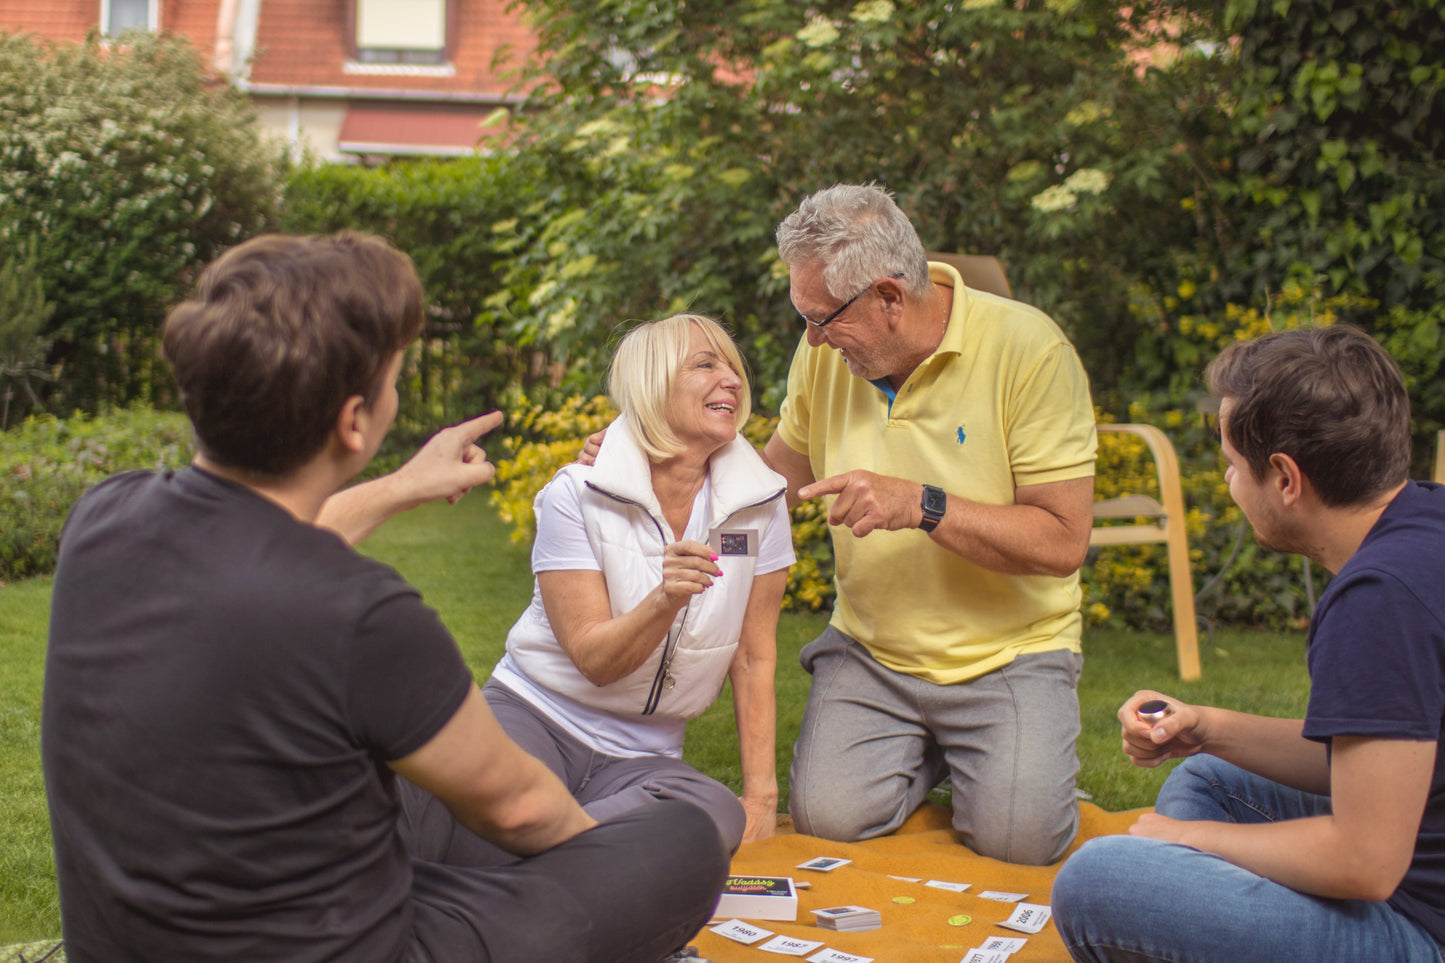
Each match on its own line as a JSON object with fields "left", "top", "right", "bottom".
{"left": 789, "top": 626, "right": 1082, "bottom": 866}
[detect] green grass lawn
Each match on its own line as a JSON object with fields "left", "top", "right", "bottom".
{"left": 0, "top": 494, "right": 1309, "bottom": 942}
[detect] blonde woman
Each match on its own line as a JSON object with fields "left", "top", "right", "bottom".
{"left": 487, "top": 314, "right": 792, "bottom": 850}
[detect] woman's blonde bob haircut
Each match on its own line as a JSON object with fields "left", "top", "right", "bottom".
{"left": 607, "top": 313, "right": 752, "bottom": 462}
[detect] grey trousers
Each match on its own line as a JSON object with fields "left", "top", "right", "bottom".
{"left": 789, "top": 626, "right": 1082, "bottom": 865}
{"left": 400, "top": 787, "right": 727, "bottom": 963}
{"left": 477, "top": 676, "right": 747, "bottom": 852}
{"left": 396, "top": 676, "right": 733, "bottom": 962}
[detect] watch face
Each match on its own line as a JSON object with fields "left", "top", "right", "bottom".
{"left": 923, "top": 486, "right": 947, "bottom": 514}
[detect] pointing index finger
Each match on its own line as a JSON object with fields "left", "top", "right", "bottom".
{"left": 798, "top": 473, "right": 850, "bottom": 501}
{"left": 457, "top": 410, "right": 504, "bottom": 442}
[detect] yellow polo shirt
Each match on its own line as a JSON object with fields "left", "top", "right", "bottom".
{"left": 776, "top": 262, "right": 1097, "bottom": 684}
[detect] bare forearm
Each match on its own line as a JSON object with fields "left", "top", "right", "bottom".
{"left": 730, "top": 650, "right": 778, "bottom": 844}
{"left": 1160, "top": 816, "right": 1397, "bottom": 900}
{"left": 543, "top": 546, "right": 722, "bottom": 687}
{"left": 1197, "top": 708, "right": 1330, "bottom": 794}
{"left": 927, "top": 496, "right": 1089, "bottom": 576}
{"left": 558, "top": 588, "right": 683, "bottom": 686}
{"left": 761, "top": 432, "right": 813, "bottom": 509}
{"left": 457, "top": 754, "right": 597, "bottom": 856}
{"left": 731, "top": 661, "right": 778, "bottom": 804}
{"left": 390, "top": 685, "right": 595, "bottom": 858}
{"left": 317, "top": 473, "right": 422, "bottom": 545}
{"left": 730, "top": 571, "right": 786, "bottom": 808}
{"left": 319, "top": 412, "right": 503, "bottom": 544}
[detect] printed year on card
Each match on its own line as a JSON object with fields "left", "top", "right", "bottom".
{"left": 710, "top": 919, "right": 772, "bottom": 944}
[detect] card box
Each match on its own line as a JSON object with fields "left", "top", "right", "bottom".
{"left": 713, "top": 875, "right": 799, "bottom": 922}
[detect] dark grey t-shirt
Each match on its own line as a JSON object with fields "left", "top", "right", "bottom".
{"left": 43, "top": 467, "right": 472, "bottom": 962}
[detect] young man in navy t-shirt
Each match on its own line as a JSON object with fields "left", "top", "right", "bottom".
{"left": 1054, "top": 325, "right": 1445, "bottom": 962}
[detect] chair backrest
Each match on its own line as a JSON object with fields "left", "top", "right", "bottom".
{"left": 926, "top": 252, "right": 1012, "bottom": 299}
{"left": 1091, "top": 423, "right": 1201, "bottom": 680}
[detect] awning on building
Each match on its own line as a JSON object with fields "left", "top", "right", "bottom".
{"left": 337, "top": 105, "right": 500, "bottom": 156}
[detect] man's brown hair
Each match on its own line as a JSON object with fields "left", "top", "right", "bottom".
{"left": 1206, "top": 325, "right": 1411, "bottom": 507}
{"left": 162, "top": 231, "right": 424, "bottom": 478}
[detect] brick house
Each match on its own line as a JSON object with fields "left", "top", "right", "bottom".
{"left": 0, "top": 0, "right": 536, "bottom": 161}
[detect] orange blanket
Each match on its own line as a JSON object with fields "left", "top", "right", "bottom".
{"left": 695, "top": 802, "right": 1144, "bottom": 963}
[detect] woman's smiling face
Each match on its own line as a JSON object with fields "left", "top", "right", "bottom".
{"left": 665, "top": 323, "right": 744, "bottom": 457}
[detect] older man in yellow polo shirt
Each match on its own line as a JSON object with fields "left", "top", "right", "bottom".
{"left": 763, "top": 183, "right": 1097, "bottom": 865}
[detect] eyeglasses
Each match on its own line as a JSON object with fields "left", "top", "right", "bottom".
{"left": 799, "top": 273, "right": 904, "bottom": 331}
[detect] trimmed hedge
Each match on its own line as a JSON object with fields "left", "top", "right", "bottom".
{"left": 1, "top": 406, "right": 193, "bottom": 582}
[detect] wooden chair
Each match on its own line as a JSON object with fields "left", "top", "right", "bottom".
{"left": 926, "top": 251, "right": 1012, "bottom": 299}
{"left": 1091, "top": 424, "right": 1202, "bottom": 680}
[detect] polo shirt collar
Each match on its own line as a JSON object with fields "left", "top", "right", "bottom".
{"left": 927, "top": 260, "right": 972, "bottom": 362}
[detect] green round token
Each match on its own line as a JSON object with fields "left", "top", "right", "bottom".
{"left": 948, "top": 914, "right": 972, "bottom": 926}
{"left": 892, "top": 895, "right": 916, "bottom": 904}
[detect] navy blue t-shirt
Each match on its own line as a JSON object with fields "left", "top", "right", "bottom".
{"left": 1303, "top": 481, "right": 1445, "bottom": 943}
{"left": 42, "top": 467, "right": 473, "bottom": 962}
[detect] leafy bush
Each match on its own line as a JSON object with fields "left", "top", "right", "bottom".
{"left": 0, "top": 31, "right": 287, "bottom": 413}
{"left": 489, "top": 390, "right": 620, "bottom": 543}
{"left": 1089, "top": 284, "right": 1359, "bottom": 633}
{"left": 1154, "top": 0, "right": 1445, "bottom": 459}
{"left": 282, "top": 153, "right": 555, "bottom": 441}
{"left": 1206, "top": 0, "right": 1444, "bottom": 307}
{"left": 0, "top": 235, "right": 54, "bottom": 428}
{"left": 496, "top": 0, "right": 1215, "bottom": 403}
{"left": 0, "top": 407, "right": 193, "bottom": 582}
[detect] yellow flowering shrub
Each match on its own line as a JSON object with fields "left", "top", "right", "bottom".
{"left": 742, "top": 414, "right": 835, "bottom": 611}
{"left": 489, "top": 392, "right": 618, "bottom": 544}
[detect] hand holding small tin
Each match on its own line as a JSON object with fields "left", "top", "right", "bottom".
{"left": 657, "top": 540, "right": 722, "bottom": 606}
{"left": 1117, "top": 690, "right": 1208, "bottom": 769}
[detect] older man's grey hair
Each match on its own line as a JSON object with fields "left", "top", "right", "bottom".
{"left": 775, "top": 184, "right": 932, "bottom": 301}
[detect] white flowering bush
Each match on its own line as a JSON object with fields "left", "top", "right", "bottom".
{"left": 0, "top": 31, "right": 288, "bottom": 413}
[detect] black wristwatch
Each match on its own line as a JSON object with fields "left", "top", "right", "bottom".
{"left": 919, "top": 484, "right": 946, "bottom": 533}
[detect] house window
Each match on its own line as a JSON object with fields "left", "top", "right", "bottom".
{"left": 354, "top": 0, "right": 450, "bottom": 66}
{"left": 101, "top": 0, "right": 158, "bottom": 36}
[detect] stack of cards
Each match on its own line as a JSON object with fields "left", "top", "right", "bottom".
{"left": 711, "top": 875, "right": 798, "bottom": 921}
{"left": 811, "top": 905, "right": 882, "bottom": 932}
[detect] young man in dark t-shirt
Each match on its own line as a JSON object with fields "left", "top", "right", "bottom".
{"left": 42, "top": 232, "right": 728, "bottom": 962}
{"left": 1053, "top": 325, "right": 1445, "bottom": 962}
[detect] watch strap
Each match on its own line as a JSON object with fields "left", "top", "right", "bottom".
{"left": 919, "top": 484, "right": 945, "bottom": 533}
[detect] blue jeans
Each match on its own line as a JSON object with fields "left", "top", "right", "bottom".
{"left": 1053, "top": 755, "right": 1444, "bottom": 963}
{"left": 790, "top": 627, "right": 1082, "bottom": 865}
